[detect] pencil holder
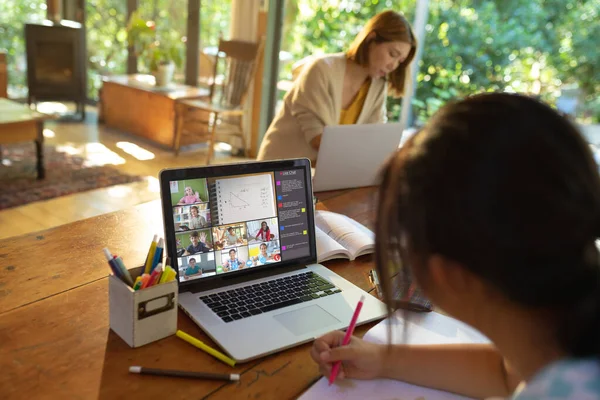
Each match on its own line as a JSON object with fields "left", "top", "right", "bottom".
{"left": 109, "top": 266, "right": 178, "bottom": 348}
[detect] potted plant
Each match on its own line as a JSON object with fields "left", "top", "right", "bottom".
{"left": 126, "top": 10, "right": 183, "bottom": 87}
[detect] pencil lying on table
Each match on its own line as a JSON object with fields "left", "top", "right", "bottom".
{"left": 129, "top": 366, "right": 240, "bottom": 381}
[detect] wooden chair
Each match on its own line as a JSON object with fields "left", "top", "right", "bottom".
{"left": 174, "top": 38, "right": 264, "bottom": 162}
{"left": 198, "top": 51, "right": 216, "bottom": 89}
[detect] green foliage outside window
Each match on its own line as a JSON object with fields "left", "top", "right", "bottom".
{"left": 86, "top": 0, "right": 128, "bottom": 101}
{"left": 282, "top": 0, "right": 600, "bottom": 123}
{"left": 126, "top": 9, "right": 184, "bottom": 72}
{"left": 1, "top": 0, "right": 230, "bottom": 101}
{"left": 0, "top": 1, "right": 46, "bottom": 98}
{"left": 2, "top": 0, "right": 597, "bottom": 123}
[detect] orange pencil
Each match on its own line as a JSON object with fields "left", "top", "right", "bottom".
{"left": 140, "top": 273, "right": 152, "bottom": 289}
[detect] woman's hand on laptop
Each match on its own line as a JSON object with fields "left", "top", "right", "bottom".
{"left": 310, "top": 330, "right": 386, "bottom": 381}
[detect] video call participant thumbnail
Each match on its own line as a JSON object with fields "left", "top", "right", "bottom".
{"left": 184, "top": 257, "right": 202, "bottom": 280}
{"left": 246, "top": 218, "right": 279, "bottom": 243}
{"left": 213, "top": 225, "right": 247, "bottom": 250}
{"left": 189, "top": 205, "right": 209, "bottom": 229}
{"left": 222, "top": 249, "right": 245, "bottom": 272}
{"left": 179, "top": 253, "right": 217, "bottom": 282}
{"left": 170, "top": 178, "right": 208, "bottom": 206}
{"left": 220, "top": 247, "right": 254, "bottom": 272}
{"left": 251, "top": 242, "right": 281, "bottom": 266}
{"left": 182, "top": 230, "right": 212, "bottom": 255}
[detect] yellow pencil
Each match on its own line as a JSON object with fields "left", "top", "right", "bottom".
{"left": 158, "top": 266, "right": 171, "bottom": 284}
{"left": 160, "top": 266, "right": 176, "bottom": 283}
{"left": 132, "top": 276, "right": 143, "bottom": 290}
{"left": 176, "top": 330, "right": 236, "bottom": 367}
{"left": 144, "top": 235, "right": 158, "bottom": 274}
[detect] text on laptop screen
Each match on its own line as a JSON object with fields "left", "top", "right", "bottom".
{"left": 167, "top": 168, "right": 311, "bottom": 283}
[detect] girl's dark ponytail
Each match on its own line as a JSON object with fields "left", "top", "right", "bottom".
{"left": 558, "top": 251, "right": 600, "bottom": 357}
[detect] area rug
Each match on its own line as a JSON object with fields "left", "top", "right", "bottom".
{"left": 0, "top": 143, "right": 144, "bottom": 210}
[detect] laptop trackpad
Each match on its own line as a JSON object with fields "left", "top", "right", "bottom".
{"left": 273, "top": 305, "right": 340, "bottom": 336}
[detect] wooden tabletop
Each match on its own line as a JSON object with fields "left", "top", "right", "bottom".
{"left": 0, "top": 187, "right": 379, "bottom": 399}
{"left": 102, "top": 75, "right": 210, "bottom": 100}
{"left": 0, "top": 98, "right": 53, "bottom": 125}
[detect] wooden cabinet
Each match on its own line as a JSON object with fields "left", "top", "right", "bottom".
{"left": 100, "top": 75, "right": 208, "bottom": 149}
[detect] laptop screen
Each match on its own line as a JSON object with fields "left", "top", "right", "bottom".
{"left": 160, "top": 160, "right": 315, "bottom": 287}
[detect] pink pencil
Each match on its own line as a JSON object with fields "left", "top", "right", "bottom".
{"left": 328, "top": 295, "right": 365, "bottom": 385}
{"left": 146, "top": 264, "right": 163, "bottom": 287}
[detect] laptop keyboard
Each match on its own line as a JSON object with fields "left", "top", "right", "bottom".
{"left": 199, "top": 271, "right": 342, "bottom": 323}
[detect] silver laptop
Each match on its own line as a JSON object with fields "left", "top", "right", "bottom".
{"left": 159, "top": 159, "right": 387, "bottom": 362}
{"left": 312, "top": 122, "right": 404, "bottom": 192}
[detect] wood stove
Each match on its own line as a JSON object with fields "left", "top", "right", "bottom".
{"left": 25, "top": 20, "right": 86, "bottom": 119}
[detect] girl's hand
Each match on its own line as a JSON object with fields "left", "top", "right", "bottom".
{"left": 310, "top": 330, "right": 387, "bottom": 381}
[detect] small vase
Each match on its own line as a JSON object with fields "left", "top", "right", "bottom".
{"left": 152, "top": 62, "right": 175, "bottom": 87}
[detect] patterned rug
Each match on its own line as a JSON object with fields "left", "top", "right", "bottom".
{"left": 0, "top": 143, "right": 144, "bottom": 210}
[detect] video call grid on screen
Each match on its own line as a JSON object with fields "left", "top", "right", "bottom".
{"left": 167, "top": 168, "right": 312, "bottom": 283}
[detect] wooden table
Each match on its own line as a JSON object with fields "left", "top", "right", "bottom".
{"left": 0, "top": 187, "right": 379, "bottom": 399}
{"left": 0, "top": 98, "right": 53, "bottom": 179}
{"left": 100, "top": 75, "right": 209, "bottom": 150}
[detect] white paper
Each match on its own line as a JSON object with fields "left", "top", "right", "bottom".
{"left": 363, "top": 311, "right": 489, "bottom": 346}
{"left": 299, "top": 376, "right": 474, "bottom": 400}
{"left": 215, "top": 174, "right": 276, "bottom": 225}
{"left": 298, "top": 311, "right": 490, "bottom": 400}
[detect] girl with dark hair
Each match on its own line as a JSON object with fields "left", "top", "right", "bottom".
{"left": 255, "top": 221, "right": 271, "bottom": 241}
{"left": 310, "top": 93, "right": 600, "bottom": 399}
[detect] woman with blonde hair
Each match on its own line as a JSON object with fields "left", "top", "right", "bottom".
{"left": 257, "top": 10, "right": 416, "bottom": 164}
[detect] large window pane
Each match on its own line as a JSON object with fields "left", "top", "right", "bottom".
{"left": 201, "top": 0, "right": 231, "bottom": 48}
{"left": 137, "top": 1, "right": 187, "bottom": 81}
{"left": 0, "top": 1, "right": 46, "bottom": 98}
{"left": 86, "top": 0, "right": 128, "bottom": 100}
{"left": 134, "top": 0, "right": 231, "bottom": 83}
{"left": 279, "top": 0, "right": 599, "bottom": 125}
{"left": 414, "top": 0, "right": 599, "bottom": 124}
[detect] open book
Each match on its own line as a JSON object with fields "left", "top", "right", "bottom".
{"left": 315, "top": 210, "right": 375, "bottom": 262}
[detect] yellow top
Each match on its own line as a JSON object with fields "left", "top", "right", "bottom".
{"left": 339, "top": 79, "right": 372, "bottom": 125}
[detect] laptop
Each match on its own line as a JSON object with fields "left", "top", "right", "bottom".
{"left": 312, "top": 122, "right": 404, "bottom": 192}
{"left": 159, "top": 158, "right": 387, "bottom": 362}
